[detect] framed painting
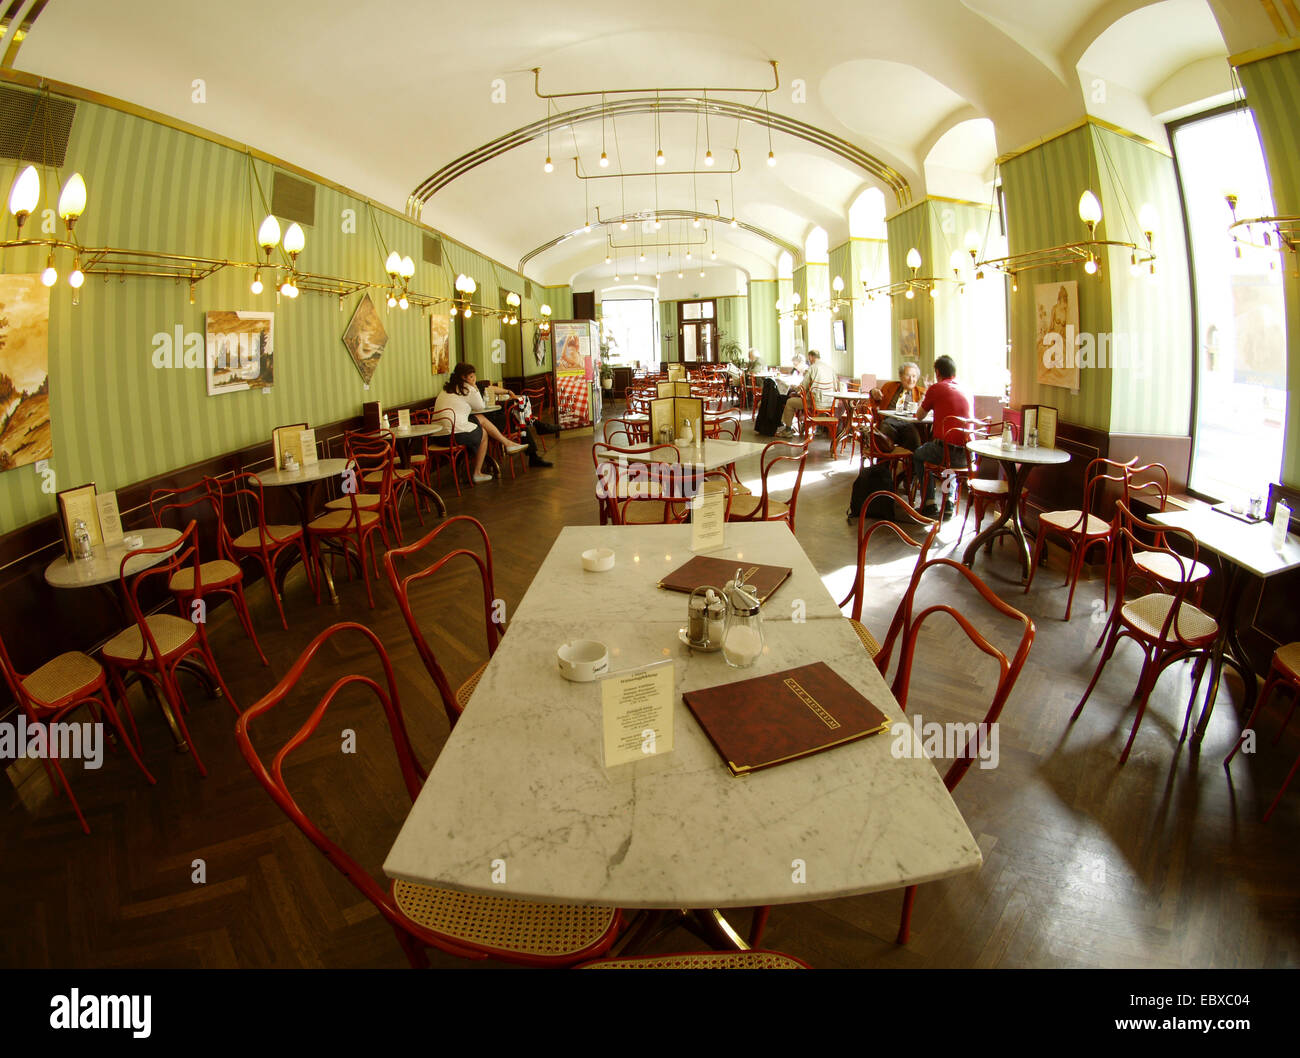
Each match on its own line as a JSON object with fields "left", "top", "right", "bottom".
{"left": 898, "top": 318, "right": 918, "bottom": 362}
{"left": 430, "top": 312, "right": 450, "bottom": 376}
{"left": 0, "top": 274, "right": 51, "bottom": 472}
{"left": 342, "top": 294, "right": 388, "bottom": 385}
{"left": 1035, "top": 281, "right": 1080, "bottom": 390}
{"left": 206, "top": 310, "right": 274, "bottom": 396}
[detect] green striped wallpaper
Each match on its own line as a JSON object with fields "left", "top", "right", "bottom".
{"left": 1095, "top": 127, "right": 1192, "bottom": 437}
{"left": 748, "top": 280, "right": 779, "bottom": 364}
{"left": 0, "top": 93, "right": 549, "bottom": 534}
{"left": 1001, "top": 126, "right": 1113, "bottom": 429}
{"left": 1239, "top": 52, "right": 1300, "bottom": 486}
{"left": 829, "top": 241, "right": 854, "bottom": 375}
{"left": 886, "top": 202, "right": 934, "bottom": 374}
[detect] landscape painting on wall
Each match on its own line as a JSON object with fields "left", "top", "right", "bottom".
{"left": 898, "top": 317, "right": 918, "bottom": 362}
{"left": 342, "top": 293, "right": 388, "bottom": 385}
{"left": 1035, "top": 280, "right": 1080, "bottom": 390}
{"left": 430, "top": 312, "right": 450, "bottom": 376}
{"left": 0, "top": 274, "right": 51, "bottom": 472}
{"left": 206, "top": 310, "right": 274, "bottom": 395}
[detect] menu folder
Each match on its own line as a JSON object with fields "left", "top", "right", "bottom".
{"left": 658, "top": 554, "right": 792, "bottom": 604}
{"left": 683, "top": 662, "right": 891, "bottom": 776}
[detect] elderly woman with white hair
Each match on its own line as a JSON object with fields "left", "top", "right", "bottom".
{"left": 870, "top": 360, "right": 926, "bottom": 450}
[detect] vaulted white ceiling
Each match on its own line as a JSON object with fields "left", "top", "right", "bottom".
{"left": 9, "top": 0, "right": 1264, "bottom": 287}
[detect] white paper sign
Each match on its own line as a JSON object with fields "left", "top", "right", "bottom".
{"left": 398, "top": 408, "right": 411, "bottom": 430}
{"left": 690, "top": 488, "right": 727, "bottom": 553}
{"left": 298, "top": 429, "right": 318, "bottom": 467}
{"left": 601, "top": 664, "right": 675, "bottom": 768}
{"left": 95, "top": 491, "right": 124, "bottom": 547}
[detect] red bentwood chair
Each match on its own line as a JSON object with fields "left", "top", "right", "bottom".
{"left": 383, "top": 516, "right": 501, "bottom": 731}
{"left": 751, "top": 557, "right": 1034, "bottom": 948}
{"left": 234, "top": 622, "right": 623, "bottom": 967}
{"left": 0, "top": 631, "right": 156, "bottom": 834}
{"left": 838, "top": 493, "right": 938, "bottom": 660}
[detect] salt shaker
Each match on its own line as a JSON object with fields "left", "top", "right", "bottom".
{"left": 73, "top": 518, "right": 93, "bottom": 561}
{"left": 1000, "top": 423, "right": 1013, "bottom": 449}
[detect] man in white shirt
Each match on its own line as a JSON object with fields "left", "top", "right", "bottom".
{"left": 777, "top": 350, "right": 836, "bottom": 436}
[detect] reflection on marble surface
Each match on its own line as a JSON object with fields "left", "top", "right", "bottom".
{"left": 385, "top": 616, "right": 981, "bottom": 909}
{"left": 509, "top": 523, "right": 843, "bottom": 624}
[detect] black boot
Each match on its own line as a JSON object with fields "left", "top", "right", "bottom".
{"left": 525, "top": 424, "right": 552, "bottom": 466}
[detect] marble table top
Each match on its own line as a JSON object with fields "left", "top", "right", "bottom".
{"left": 509, "top": 523, "right": 844, "bottom": 624}
{"left": 1153, "top": 506, "right": 1300, "bottom": 579}
{"left": 391, "top": 422, "right": 451, "bottom": 439}
{"left": 384, "top": 615, "right": 982, "bottom": 908}
{"left": 255, "top": 457, "right": 350, "bottom": 488}
{"left": 967, "top": 439, "right": 1070, "bottom": 467}
{"left": 46, "top": 527, "right": 182, "bottom": 589}
{"left": 603, "top": 438, "right": 768, "bottom": 471}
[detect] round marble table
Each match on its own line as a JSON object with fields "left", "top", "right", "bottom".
{"left": 257, "top": 458, "right": 350, "bottom": 603}
{"left": 962, "top": 439, "right": 1071, "bottom": 581}
{"left": 45, "top": 527, "right": 183, "bottom": 589}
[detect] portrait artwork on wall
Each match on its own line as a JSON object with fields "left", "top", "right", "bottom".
{"left": 898, "top": 317, "right": 919, "bottom": 362}
{"left": 430, "top": 312, "right": 450, "bottom": 376}
{"left": 833, "top": 317, "right": 847, "bottom": 352}
{"left": 342, "top": 293, "right": 388, "bottom": 385}
{"left": 0, "top": 274, "right": 51, "bottom": 472}
{"left": 205, "top": 310, "right": 274, "bottom": 396}
{"left": 1035, "top": 280, "right": 1080, "bottom": 390}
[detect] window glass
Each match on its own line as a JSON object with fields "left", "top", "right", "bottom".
{"left": 1172, "top": 108, "right": 1286, "bottom": 501}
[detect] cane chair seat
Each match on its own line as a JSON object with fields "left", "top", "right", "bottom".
{"left": 456, "top": 660, "right": 490, "bottom": 710}
{"left": 168, "top": 560, "right": 241, "bottom": 592}
{"left": 103, "top": 614, "right": 199, "bottom": 663}
{"left": 1133, "top": 551, "right": 1212, "bottom": 586}
{"left": 848, "top": 618, "right": 881, "bottom": 658}
{"left": 582, "top": 950, "right": 808, "bottom": 969}
{"left": 366, "top": 468, "right": 415, "bottom": 484}
{"left": 22, "top": 651, "right": 104, "bottom": 704}
{"left": 701, "top": 477, "right": 752, "bottom": 497}
{"left": 621, "top": 499, "right": 675, "bottom": 524}
{"left": 1040, "top": 509, "right": 1109, "bottom": 536}
{"left": 408, "top": 453, "right": 428, "bottom": 465}
{"left": 391, "top": 879, "right": 618, "bottom": 958}
{"left": 308, "top": 509, "right": 382, "bottom": 532}
{"left": 970, "top": 479, "right": 1009, "bottom": 496}
{"left": 324, "top": 493, "right": 384, "bottom": 512}
{"left": 1275, "top": 641, "right": 1300, "bottom": 680}
{"left": 1120, "top": 593, "right": 1217, "bottom": 642}
{"left": 728, "top": 494, "right": 789, "bottom": 521}
{"left": 233, "top": 524, "right": 302, "bottom": 550}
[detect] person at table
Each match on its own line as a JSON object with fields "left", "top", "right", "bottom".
{"left": 434, "top": 363, "right": 528, "bottom": 484}
{"left": 911, "top": 354, "right": 973, "bottom": 520}
{"left": 776, "top": 350, "right": 836, "bottom": 437}
{"left": 869, "top": 360, "right": 927, "bottom": 450}
{"left": 467, "top": 373, "right": 552, "bottom": 468}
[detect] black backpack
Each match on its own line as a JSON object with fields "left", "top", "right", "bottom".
{"left": 849, "top": 461, "right": 900, "bottom": 519}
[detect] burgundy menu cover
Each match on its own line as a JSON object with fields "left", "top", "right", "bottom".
{"left": 683, "top": 662, "right": 892, "bottom": 776}
{"left": 658, "top": 555, "right": 792, "bottom": 604}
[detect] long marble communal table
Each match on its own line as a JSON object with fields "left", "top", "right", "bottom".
{"left": 384, "top": 523, "right": 982, "bottom": 913}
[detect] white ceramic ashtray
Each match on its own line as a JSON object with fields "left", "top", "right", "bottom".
{"left": 557, "top": 640, "right": 610, "bottom": 682}
{"left": 581, "top": 547, "right": 615, "bottom": 572}
{"left": 123, "top": 534, "right": 144, "bottom": 550}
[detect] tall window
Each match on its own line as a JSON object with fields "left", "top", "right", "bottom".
{"left": 601, "top": 298, "right": 655, "bottom": 367}
{"left": 1172, "top": 107, "right": 1286, "bottom": 501}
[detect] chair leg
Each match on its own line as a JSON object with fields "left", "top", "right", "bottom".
{"left": 1120, "top": 652, "right": 1161, "bottom": 764}
{"left": 1072, "top": 623, "right": 1123, "bottom": 722}
{"left": 1062, "top": 538, "right": 1089, "bottom": 621}
{"left": 99, "top": 691, "right": 156, "bottom": 786}
{"left": 262, "top": 552, "right": 292, "bottom": 629}
{"left": 1226, "top": 673, "right": 1280, "bottom": 766}
{"left": 749, "top": 906, "right": 771, "bottom": 947}
{"left": 1024, "top": 528, "right": 1049, "bottom": 595}
{"left": 189, "top": 632, "right": 240, "bottom": 714}
{"left": 230, "top": 582, "right": 270, "bottom": 667}
{"left": 45, "top": 747, "right": 90, "bottom": 834}
{"left": 1263, "top": 748, "right": 1300, "bottom": 822}
{"left": 159, "top": 669, "right": 208, "bottom": 778}
{"left": 1273, "top": 682, "right": 1300, "bottom": 746}
{"left": 896, "top": 885, "right": 917, "bottom": 944}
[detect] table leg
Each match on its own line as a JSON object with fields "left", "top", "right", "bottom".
{"left": 963, "top": 461, "right": 1031, "bottom": 581}
{"left": 1192, "top": 563, "right": 1257, "bottom": 744}
{"left": 399, "top": 438, "right": 447, "bottom": 518}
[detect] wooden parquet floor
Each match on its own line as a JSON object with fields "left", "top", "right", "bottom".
{"left": 2, "top": 415, "right": 1297, "bottom": 969}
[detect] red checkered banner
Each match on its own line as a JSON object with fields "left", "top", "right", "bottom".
{"left": 556, "top": 373, "right": 590, "bottom": 429}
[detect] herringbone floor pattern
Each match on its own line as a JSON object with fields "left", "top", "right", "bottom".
{"left": 2, "top": 414, "right": 1296, "bottom": 968}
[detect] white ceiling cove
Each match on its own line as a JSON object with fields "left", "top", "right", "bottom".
{"left": 12, "top": 0, "right": 1257, "bottom": 286}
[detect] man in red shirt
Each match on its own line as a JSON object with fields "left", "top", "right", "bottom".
{"left": 912, "top": 355, "right": 973, "bottom": 519}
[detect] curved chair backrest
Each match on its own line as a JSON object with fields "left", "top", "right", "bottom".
{"left": 602, "top": 418, "right": 636, "bottom": 447}
{"left": 1067, "top": 456, "right": 1137, "bottom": 535}
{"left": 882, "top": 557, "right": 1035, "bottom": 791}
{"left": 234, "top": 622, "right": 430, "bottom": 939}
{"left": 382, "top": 517, "right": 499, "bottom": 728}
{"left": 707, "top": 416, "right": 740, "bottom": 440}
{"left": 1126, "top": 461, "right": 1170, "bottom": 513}
{"left": 840, "top": 494, "right": 938, "bottom": 622}
{"left": 756, "top": 437, "right": 811, "bottom": 528}
{"left": 426, "top": 409, "right": 460, "bottom": 449}
{"left": 592, "top": 441, "right": 681, "bottom": 522}
{"left": 117, "top": 521, "right": 200, "bottom": 664}
{"left": 151, "top": 482, "right": 227, "bottom": 567}
{"left": 1111, "top": 500, "right": 1206, "bottom": 648}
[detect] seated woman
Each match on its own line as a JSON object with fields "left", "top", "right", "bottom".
{"left": 434, "top": 363, "right": 527, "bottom": 483}
{"left": 468, "top": 376, "right": 552, "bottom": 467}
{"left": 869, "top": 360, "right": 926, "bottom": 450}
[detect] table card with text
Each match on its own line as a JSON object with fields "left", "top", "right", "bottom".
{"left": 690, "top": 489, "right": 727, "bottom": 552}
{"left": 601, "top": 663, "right": 675, "bottom": 767}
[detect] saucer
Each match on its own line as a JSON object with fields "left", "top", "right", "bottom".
{"left": 678, "top": 627, "right": 722, "bottom": 653}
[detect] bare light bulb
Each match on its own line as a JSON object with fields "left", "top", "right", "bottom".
{"left": 40, "top": 254, "right": 57, "bottom": 287}
{"left": 543, "top": 156, "right": 553, "bottom": 173}
{"left": 767, "top": 151, "right": 775, "bottom": 167}
{"left": 656, "top": 149, "right": 665, "bottom": 166}
{"left": 251, "top": 275, "right": 263, "bottom": 295}
{"left": 599, "top": 151, "right": 609, "bottom": 168}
